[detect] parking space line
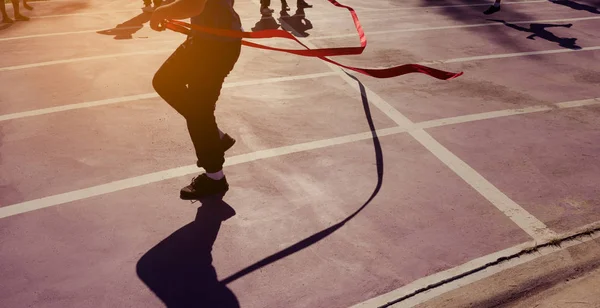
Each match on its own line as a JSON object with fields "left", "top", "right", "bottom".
{"left": 0, "top": 49, "right": 174, "bottom": 72}
{"left": 2, "top": 95, "right": 597, "bottom": 220}
{"left": 0, "top": 72, "right": 337, "bottom": 122}
{"left": 347, "top": 0, "right": 546, "bottom": 11}
{"left": 0, "top": 126, "right": 405, "bottom": 219}
{"left": 310, "top": 16, "right": 600, "bottom": 41}
{"left": 0, "top": 27, "right": 143, "bottom": 42}
{"left": 423, "top": 46, "right": 600, "bottom": 65}
{"left": 416, "top": 98, "right": 600, "bottom": 129}
{"left": 4, "top": 42, "right": 598, "bottom": 76}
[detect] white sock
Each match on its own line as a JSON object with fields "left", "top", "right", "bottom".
{"left": 206, "top": 170, "right": 224, "bottom": 180}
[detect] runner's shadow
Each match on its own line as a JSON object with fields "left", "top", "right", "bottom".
{"left": 488, "top": 19, "right": 582, "bottom": 50}
{"left": 280, "top": 8, "right": 313, "bottom": 37}
{"left": 97, "top": 13, "right": 151, "bottom": 39}
{"left": 251, "top": 16, "right": 281, "bottom": 31}
{"left": 550, "top": 0, "right": 600, "bottom": 14}
{"left": 220, "top": 73, "right": 384, "bottom": 285}
{"left": 136, "top": 197, "right": 239, "bottom": 308}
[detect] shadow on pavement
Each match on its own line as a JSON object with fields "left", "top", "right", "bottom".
{"left": 220, "top": 73, "right": 385, "bottom": 285}
{"left": 550, "top": 0, "right": 600, "bottom": 14}
{"left": 280, "top": 7, "right": 313, "bottom": 37}
{"left": 97, "top": 12, "right": 151, "bottom": 40}
{"left": 418, "top": 0, "right": 538, "bottom": 53}
{"left": 251, "top": 6, "right": 313, "bottom": 36}
{"left": 137, "top": 197, "right": 239, "bottom": 308}
{"left": 488, "top": 19, "right": 582, "bottom": 50}
{"left": 251, "top": 15, "right": 281, "bottom": 31}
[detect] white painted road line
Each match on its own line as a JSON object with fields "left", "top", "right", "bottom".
{"left": 310, "top": 16, "right": 600, "bottom": 41}
{"left": 416, "top": 98, "right": 600, "bottom": 129}
{"left": 4, "top": 41, "right": 598, "bottom": 73}
{"left": 1, "top": 96, "right": 598, "bottom": 218}
{"left": 0, "top": 72, "right": 337, "bottom": 122}
{"left": 0, "top": 93, "right": 158, "bottom": 122}
{"left": 0, "top": 126, "right": 405, "bottom": 219}
{"left": 0, "top": 49, "right": 173, "bottom": 72}
{"left": 421, "top": 46, "right": 600, "bottom": 66}
{"left": 410, "top": 129, "right": 556, "bottom": 241}
{"left": 3, "top": 15, "right": 599, "bottom": 43}
{"left": 444, "top": 45, "right": 600, "bottom": 63}
{"left": 350, "top": 0, "right": 546, "bottom": 12}
{"left": 0, "top": 27, "right": 143, "bottom": 42}
{"left": 31, "top": 9, "right": 140, "bottom": 19}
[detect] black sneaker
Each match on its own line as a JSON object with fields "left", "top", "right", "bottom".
{"left": 221, "top": 133, "right": 236, "bottom": 152}
{"left": 483, "top": 5, "right": 500, "bottom": 15}
{"left": 15, "top": 14, "right": 30, "bottom": 21}
{"left": 261, "top": 6, "right": 274, "bottom": 17}
{"left": 181, "top": 174, "right": 229, "bottom": 200}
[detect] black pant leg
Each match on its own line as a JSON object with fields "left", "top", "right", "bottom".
{"left": 185, "top": 39, "right": 241, "bottom": 172}
{"left": 153, "top": 39, "right": 195, "bottom": 119}
{"left": 154, "top": 38, "right": 241, "bottom": 172}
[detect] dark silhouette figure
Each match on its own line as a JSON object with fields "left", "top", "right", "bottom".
{"left": 137, "top": 197, "right": 238, "bottom": 308}
{"left": 489, "top": 19, "right": 582, "bottom": 50}
{"left": 280, "top": 7, "right": 313, "bottom": 37}
{"left": 97, "top": 13, "right": 151, "bottom": 39}
{"left": 1, "top": 0, "right": 29, "bottom": 25}
{"left": 260, "top": 0, "right": 312, "bottom": 16}
{"left": 549, "top": 0, "right": 600, "bottom": 14}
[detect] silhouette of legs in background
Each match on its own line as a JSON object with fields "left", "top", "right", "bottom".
{"left": 1, "top": 0, "right": 29, "bottom": 23}
{"left": 260, "top": 0, "right": 311, "bottom": 17}
{"left": 260, "top": 0, "right": 275, "bottom": 16}
{"left": 549, "top": 0, "right": 600, "bottom": 14}
{"left": 484, "top": 0, "right": 502, "bottom": 14}
{"left": 142, "top": 0, "right": 163, "bottom": 13}
{"left": 23, "top": 0, "right": 32, "bottom": 10}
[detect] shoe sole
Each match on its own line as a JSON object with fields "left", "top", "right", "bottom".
{"left": 179, "top": 136, "right": 234, "bottom": 200}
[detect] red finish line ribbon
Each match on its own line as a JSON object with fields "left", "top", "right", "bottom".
{"left": 163, "top": 0, "right": 463, "bottom": 80}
